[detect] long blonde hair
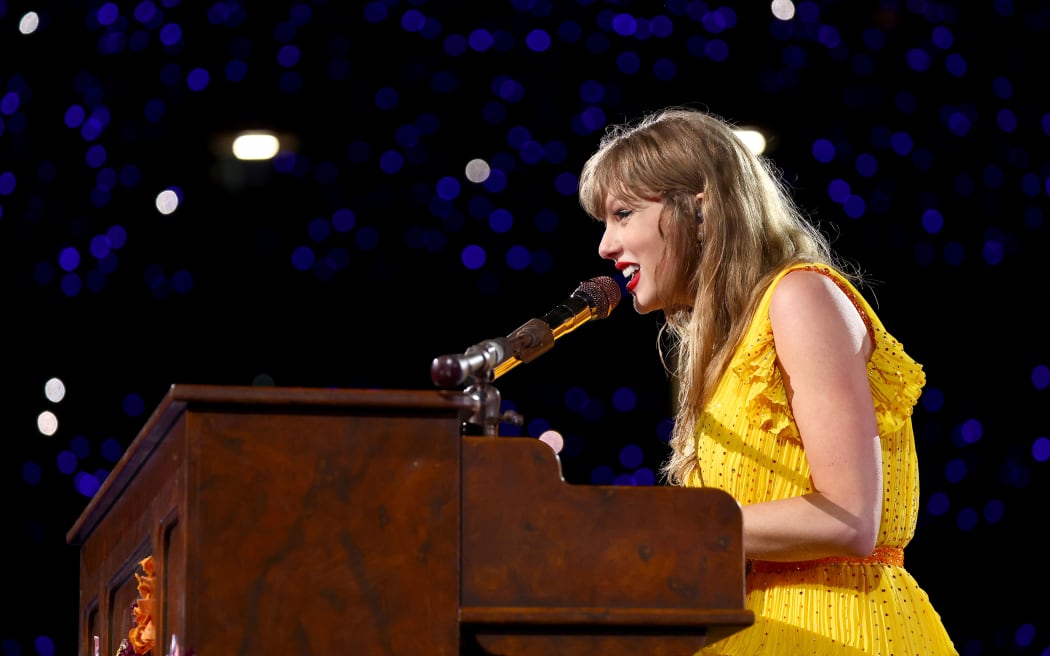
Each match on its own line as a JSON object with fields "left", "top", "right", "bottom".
{"left": 579, "top": 107, "right": 850, "bottom": 486}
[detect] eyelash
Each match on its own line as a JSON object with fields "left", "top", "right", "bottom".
{"left": 613, "top": 209, "right": 633, "bottom": 222}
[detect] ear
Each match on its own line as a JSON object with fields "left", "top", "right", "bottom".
{"left": 694, "top": 191, "right": 705, "bottom": 222}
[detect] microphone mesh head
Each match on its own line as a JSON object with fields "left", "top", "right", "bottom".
{"left": 577, "top": 276, "right": 621, "bottom": 319}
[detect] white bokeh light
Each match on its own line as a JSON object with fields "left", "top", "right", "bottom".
{"left": 232, "top": 131, "right": 280, "bottom": 160}
{"left": 19, "top": 12, "right": 40, "bottom": 35}
{"left": 44, "top": 377, "right": 66, "bottom": 403}
{"left": 465, "top": 158, "right": 491, "bottom": 183}
{"left": 37, "top": 410, "right": 58, "bottom": 436}
{"left": 155, "top": 188, "right": 180, "bottom": 215}
{"left": 771, "top": 0, "right": 796, "bottom": 21}
{"left": 734, "top": 129, "right": 768, "bottom": 156}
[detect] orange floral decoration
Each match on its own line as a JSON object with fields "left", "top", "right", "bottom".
{"left": 128, "top": 556, "right": 156, "bottom": 655}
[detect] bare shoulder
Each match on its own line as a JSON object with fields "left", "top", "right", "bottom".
{"left": 769, "top": 268, "right": 846, "bottom": 318}
{"left": 769, "top": 268, "right": 870, "bottom": 358}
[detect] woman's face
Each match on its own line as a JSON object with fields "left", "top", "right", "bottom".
{"left": 597, "top": 192, "right": 672, "bottom": 314}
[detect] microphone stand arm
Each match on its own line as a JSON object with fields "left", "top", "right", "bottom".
{"left": 431, "top": 318, "right": 560, "bottom": 435}
{"left": 440, "top": 335, "right": 535, "bottom": 436}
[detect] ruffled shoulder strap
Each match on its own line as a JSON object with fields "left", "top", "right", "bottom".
{"left": 726, "top": 264, "right": 925, "bottom": 439}
{"left": 811, "top": 265, "right": 926, "bottom": 434}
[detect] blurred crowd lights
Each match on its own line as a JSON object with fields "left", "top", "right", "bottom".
{"left": 36, "top": 377, "right": 68, "bottom": 437}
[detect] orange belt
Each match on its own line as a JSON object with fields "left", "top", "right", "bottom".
{"left": 748, "top": 545, "right": 904, "bottom": 574}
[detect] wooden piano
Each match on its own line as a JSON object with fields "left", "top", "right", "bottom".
{"left": 67, "top": 385, "right": 753, "bottom": 655}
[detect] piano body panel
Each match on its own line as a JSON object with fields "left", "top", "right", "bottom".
{"left": 461, "top": 436, "right": 753, "bottom": 651}
{"left": 68, "top": 386, "right": 753, "bottom": 655}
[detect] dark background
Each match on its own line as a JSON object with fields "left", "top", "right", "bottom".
{"left": 3, "top": 1, "right": 1048, "bottom": 654}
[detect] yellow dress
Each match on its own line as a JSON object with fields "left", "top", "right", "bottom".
{"left": 693, "top": 264, "right": 957, "bottom": 655}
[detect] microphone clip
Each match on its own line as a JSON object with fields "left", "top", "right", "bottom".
{"left": 461, "top": 375, "right": 524, "bottom": 437}
{"left": 430, "top": 338, "right": 526, "bottom": 436}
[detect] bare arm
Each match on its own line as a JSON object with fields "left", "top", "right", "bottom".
{"left": 741, "top": 270, "right": 882, "bottom": 561}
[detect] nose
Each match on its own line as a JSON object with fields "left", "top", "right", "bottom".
{"left": 598, "top": 224, "right": 619, "bottom": 261}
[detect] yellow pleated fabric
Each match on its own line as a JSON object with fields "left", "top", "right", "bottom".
{"left": 694, "top": 264, "right": 958, "bottom": 656}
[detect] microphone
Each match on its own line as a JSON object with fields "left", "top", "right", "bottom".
{"left": 430, "top": 276, "right": 622, "bottom": 388}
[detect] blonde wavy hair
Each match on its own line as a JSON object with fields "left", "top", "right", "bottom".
{"left": 579, "top": 106, "right": 852, "bottom": 486}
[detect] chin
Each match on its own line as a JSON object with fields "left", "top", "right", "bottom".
{"left": 632, "top": 297, "right": 661, "bottom": 315}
